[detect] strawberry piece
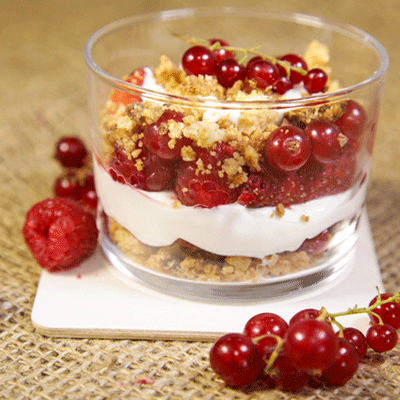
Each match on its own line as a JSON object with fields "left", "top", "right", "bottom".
{"left": 110, "top": 68, "right": 146, "bottom": 107}
{"left": 23, "top": 198, "right": 98, "bottom": 271}
{"left": 305, "top": 147, "right": 357, "bottom": 200}
{"left": 109, "top": 145, "right": 176, "bottom": 191}
{"left": 238, "top": 170, "right": 307, "bottom": 208}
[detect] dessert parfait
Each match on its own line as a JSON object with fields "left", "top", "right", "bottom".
{"left": 85, "top": 9, "right": 388, "bottom": 298}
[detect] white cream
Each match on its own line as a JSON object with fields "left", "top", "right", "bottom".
{"left": 94, "top": 159, "right": 367, "bottom": 259}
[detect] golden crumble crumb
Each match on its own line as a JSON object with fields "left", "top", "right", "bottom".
{"left": 301, "top": 214, "right": 310, "bottom": 222}
{"left": 275, "top": 203, "right": 285, "bottom": 217}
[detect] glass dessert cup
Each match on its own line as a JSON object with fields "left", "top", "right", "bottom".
{"left": 84, "top": 8, "right": 388, "bottom": 300}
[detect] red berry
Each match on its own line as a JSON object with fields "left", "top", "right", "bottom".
{"left": 256, "top": 335, "right": 279, "bottom": 357}
{"left": 182, "top": 46, "right": 216, "bottom": 76}
{"left": 264, "top": 125, "right": 311, "bottom": 172}
{"left": 289, "top": 308, "right": 322, "bottom": 326}
{"left": 209, "top": 333, "right": 264, "bottom": 387}
{"left": 143, "top": 110, "right": 189, "bottom": 160}
{"left": 81, "top": 189, "right": 98, "bottom": 211}
{"left": 208, "top": 38, "right": 234, "bottom": 63}
{"left": 304, "top": 68, "right": 328, "bottom": 94}
{"left": 305, "top": 119, "right": 348, "bottom": 163}
{"left": 245, "top": 59, "right": 280, "bottom": 89}
{"left": 175, "top": 164, "right": 237, "bottom": 208}
{"left": 272, "top": 75, "right": 293, "bottom": 95}
{"left": 341, "top": 327, "right": 368, "bottom": 360}
{"left": 321, "top": 337, "right": 359, "bottom": 386}
{"left": 283, "top": 319, "right": 339, "bottom": 375}
{"left": 109, "top": 145, "right": 175, "bottom": 191}
{"left": 305, "top": 146, "right": 357, "bottom": 199}
{"left": 53, "top": 172, "right": 82, "bottom": 200}
{"left": 277, "top": 54, "right": 308, "bottom": 84}
{"left": 269, "top": 353, "right": 310, "bottom": 392}
{"left": 23, "top": 198, "right": 98, "bottom": 271}
{"left": 369, "top": 293, "right": 400, "bottom": 330}
{"left": 54, "top": 136, "right": 88, "bottom": 168}
{"left": 335, "top": 100, "right": 367, "bottom": 141}
{"left": 297, "top": 229, "right": 330, "bottom": 254}
{"left": 244, "top": 312, "right": 288, "bottom": 340}
{"left": 215, "top": 58, "right": 245, "bottom": 88}
{"left": 366, "top": 323, "right": 398, "bottom": 353}
{"left": 238, "top": 170, "right": 307, "bottom": 208}
{"left": 175, "top": 143, "right": 240, "bottom": 208}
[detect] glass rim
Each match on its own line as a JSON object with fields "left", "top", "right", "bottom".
{"left": 83, "top": 6, "right": 389, "bottom": 110}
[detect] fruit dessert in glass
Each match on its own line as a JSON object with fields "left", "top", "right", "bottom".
{"left": 84, "top": 8, "right": 388, "bottom": 299}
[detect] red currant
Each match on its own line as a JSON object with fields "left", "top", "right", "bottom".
{"left": 269, "top": 353, "right": 310, "bottom": 392}
{"left": 81, "top": 189, "right": 98, "bottom": 211}
{"left": 215, "top": 58, "right": 245, "bottom": 88}
{"left": 303, "top": 68, "right": 328, "bottom": 94}
{"left": 209, "top": 333, "right": 264, "bottom": 387}
{"left": 245, "top": 59, "right": 280, "bottom": 89}
{"left": 277, "top": 54, "right": 308, "bottom": 84}
{"left": 369, "top": 293, "right": 400, "bottom": 329}
{"left": 366, "top": 323, "right": 398, "bottom": 353}
{"left": 289, "top": 308, "right": 322, "bottom": 326}
{"left": 341, "top": 327, "right": 368, "bottom": 360}
{"left": 143, "top": 110, "right": 189, "bottom": 160}
{"left": 321, "top": 337, "right": 359, "bottom": 386}
{"left": 335, "top": 100, "right": 367, "bottom": 141}
{"left": 244, "top": 312, "right": 288, "bottom": 340}
{"left": 283, "top": 319, "right": 339, "bottom": 375}
{"left": 53, "top": 172, "right": 82, "bottom": 200}
{"left": 181, "top": 46, "right": 216, "bottom": 76}
{"left": 305, "top": 119, "right": 347, "bottom": 163}
{"left": 208, "top": 38, "right": 234, "bottom": 63}
{"left": 264, "top": 126, "right": 312, "bottom": 172}
{"left": 54, "top": 136, "right": 88, "bottom": 168}
{"left": 272, "top": 75, "right": 293, "bottom": 95}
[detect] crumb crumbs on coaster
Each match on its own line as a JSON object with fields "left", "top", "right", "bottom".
{"left": 301, "top": 214, "right": 310, "bottom": 222}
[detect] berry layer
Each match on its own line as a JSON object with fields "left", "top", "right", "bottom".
{"left": 94, "top": 157, "right": 367, "bottom": 259}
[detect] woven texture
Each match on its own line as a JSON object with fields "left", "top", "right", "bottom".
{"left": 2, "top": 0, "right": 400, "bottom": 398}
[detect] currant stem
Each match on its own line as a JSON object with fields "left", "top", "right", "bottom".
{"left": 319, "top": 291, "right": 400, "bottom": 326}
{"left": 252, "top": 334, "right": 284, "bottom": 373}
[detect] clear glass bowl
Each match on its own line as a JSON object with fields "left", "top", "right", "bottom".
{"left": 84, "top": 7, "right": 388, "bottom": 300}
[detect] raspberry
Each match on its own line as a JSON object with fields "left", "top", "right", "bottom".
{"left": 109, "top": 145, "right": 176, "bottom": 191}
{"left": 175, "top": 164, "right": 238, "bottom": 208}
{"left": 23, "top": 198, "right": 98, "bottom": 271}
{"left": 175, "top": 143, "right": 240, "bottom": 208}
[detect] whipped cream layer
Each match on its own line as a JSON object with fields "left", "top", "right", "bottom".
{"left": 94, "top": 159, "right": 367, "bottom": 259}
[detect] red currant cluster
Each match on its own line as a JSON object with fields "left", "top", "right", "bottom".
{"left": 181, "top": 38, "right": 327, "bottom": 94}
{"left": 210, "top": 291, "right": 400, "bottom": 392}
{"left": 53, "top": 136, "right": 98, "bottom": 213}
{"left": 23, "top": 136, "right": 99, "bottom": 272}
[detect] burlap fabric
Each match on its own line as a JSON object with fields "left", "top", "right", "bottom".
{"left": 2, "top": 0, "right": 400, "bottom": 398}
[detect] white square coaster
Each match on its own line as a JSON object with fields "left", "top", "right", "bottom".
{"left": 31, "top": 211, "right": 384, "bottom": 340}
